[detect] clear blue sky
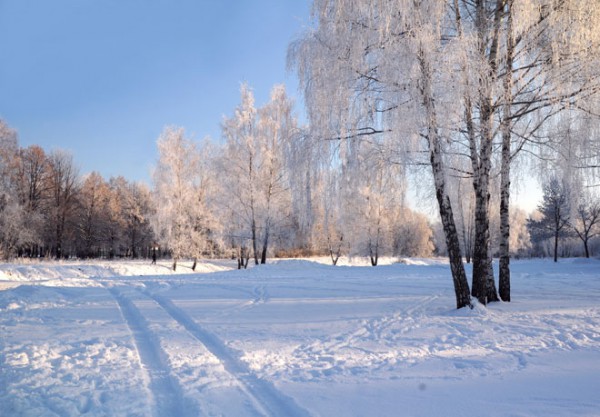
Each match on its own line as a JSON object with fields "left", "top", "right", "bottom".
{"left": 0, "top": 1, "right": 311, "bottom": 183}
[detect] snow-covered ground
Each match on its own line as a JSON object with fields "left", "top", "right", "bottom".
{"left": 1, "top": 257, "right": 598, "bottom": 417}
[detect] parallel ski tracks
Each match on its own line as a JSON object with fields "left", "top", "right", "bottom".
{"left": 146, "top": 290, "right": 312, "bottom": 417}
{"left": 108, "top": 287, "right": 193, "bottom": 417}
{"left": 107, "top": 283, "right": 311, "bottom": 417}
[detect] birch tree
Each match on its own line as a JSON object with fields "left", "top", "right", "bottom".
{"left": 256, "top": 85, "right": 296, "bottom": 263}
{"left": 152, "top": 127, "right": 212, "bottom": 270}
{"left": 220, "top": 84, "right": 295, "bottom": 265}
{"left": 289, "top": 0, "right": 472, "bottom": 307}
{"left": 346, "top": 146, "right": 406, "bottom": 265}
{"left": 463, "top": 0, "right": 596, "bottom": 299}
{"left": 283, "top": 127, "right": 320, "bottom": 252}
{"left": 290, "top": 0, "right": 600, "bottom": 306}
{"left": 221, "top": 85, "right": 261, "bottom": 265}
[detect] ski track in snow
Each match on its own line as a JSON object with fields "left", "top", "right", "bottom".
{"left": 108, "top": 286, "right": 194, "bottom": 417}
{"left": 105, "top": 278, "right": 311, "bottom": 417}
{"left": 145, "top": 288, "right": 312, "bottom": 417}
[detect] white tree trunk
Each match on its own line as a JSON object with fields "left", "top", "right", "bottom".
{"left": 499, "top": 0, "right": 515, "bottom": 302}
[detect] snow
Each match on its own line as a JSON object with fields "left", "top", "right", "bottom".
{"left": 1, "top": 258, "right": 599, "bottom": 416}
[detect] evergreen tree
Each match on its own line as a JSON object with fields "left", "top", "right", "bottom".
{"left": 528, "top": 177, "right": 571, "bottom": 262}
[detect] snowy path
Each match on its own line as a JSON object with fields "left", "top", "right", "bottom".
{"left": 106, "top": 280, "right": 312, "bottom": 417}
{"left": 146, "top": 290, "right": 312, "bottom": 417}
{"left": 108, "top": 287, "right": 192, "bottom": 417}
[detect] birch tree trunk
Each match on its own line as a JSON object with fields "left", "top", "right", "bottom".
{"left": 454, "top": 0, "right": 496, "bottom": 302}
{"left": 553, "top": 230, "right": 559, "bottom": 263}
{"left": 251, "top": 215, "right": 259, "bottom": 266}
{"left": 260, "top": 168, "right": 274, "bottom": 265}
{"left": 417, "top": 43, "right": 471, "bottom": 310}
{"left": 328, "top": 234, "right": 342, "bottom": 266}
{"left": 248, "top": 151, "right": 260, "bottom": 266}
{"left": 471, "top": 0, "right": 503, "bottom": 305}
{"left": 369, "top": 234, "right": 379, "bottom": 266}
{"left": 260, "top": 220, "right": 270, "bottom": 264}
{"left": 499, "top": 0, "right": 514, "bottom": 302}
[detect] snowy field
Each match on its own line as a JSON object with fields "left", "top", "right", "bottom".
{"left": 0, "top": 258, "right": 599, "bottom": 417}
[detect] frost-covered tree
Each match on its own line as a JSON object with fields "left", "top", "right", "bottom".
{"left": 289, "top": 0, "right": 472, "bottom": 307}
{"left": 346, "top": 147, "right": 406, "bottom": 266}
{"left": 220, "top": 84, "right": 295, "bottom": 265}
{"left": 45, "top": 150, "right": 80, "bottom": 259}
{"left": 283, "top": 127, "right": 321, "bottom": 252}
{"left": 481, "top": 0, "right": 600, "bottom": 302}
{"left": 77, "top": 172, "right": 111, "bottom": 258}
{"left": 100, "top": 179, "right": 125, "bottom": 259}
{"left": 220, "top": 85, "right": 261, "bottom": 266}
{"left": 0, "top": 119, "right": 24, "bottom": 259}
{"left": 394, "top": 208, "right": 435, "bottom": 258}
{"left": 281, "top": 129, "right": 307, "bottom": 247}
{"left": 111, "top": 176, "right": 155, "bottom": 259}
{"left": 13, "top": 145, "right": 49, "bottom": 256}
{"left": 152, "top": 127, "right": 213, "bottom": 270}
{"left": 509, "top": 206, "right": 532, "bottom": 258}
{"left": 538, "top": 110, "right": 600, "bottom": 259}
{"left": 255, "top": 85, "right": 296, "bottom": 263}
{"left": 452, "top": 0, "right": 600, "bottom": 303}
{"left": 448, "top": 175, "right": 475, "bottom": 263}
{"left": 290, "top": 0, "right": 600, "bottom": 307}
{"left": 571, "top": 196, "right": 600, "bottom": 258}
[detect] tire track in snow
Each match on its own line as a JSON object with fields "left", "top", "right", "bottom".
{"left": 146, "top": 291, "right": 312, "bottom": 417}
{"left": 108, "top": 287, "right": 194, "bottom": 417}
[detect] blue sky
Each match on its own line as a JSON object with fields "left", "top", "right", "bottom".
{"left": 0, "top": 1, "right": 311, "bottom": 183}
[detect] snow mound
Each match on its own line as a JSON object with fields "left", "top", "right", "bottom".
{"left": 0, "top": 259, "right": 234, "bottom": 288}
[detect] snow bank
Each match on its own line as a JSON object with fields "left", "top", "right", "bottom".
{"left": 0, "top": 259, "right": 233, "bottom": 288}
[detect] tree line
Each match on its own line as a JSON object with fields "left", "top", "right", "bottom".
{"left": 0, "top": 96, "right": 434, "bottom": 265}
{"left": 0, "top": 120, "right": 154, "bottom": 260}
{"left": 3, "top": 84, "right": 597, "bottom": 272}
